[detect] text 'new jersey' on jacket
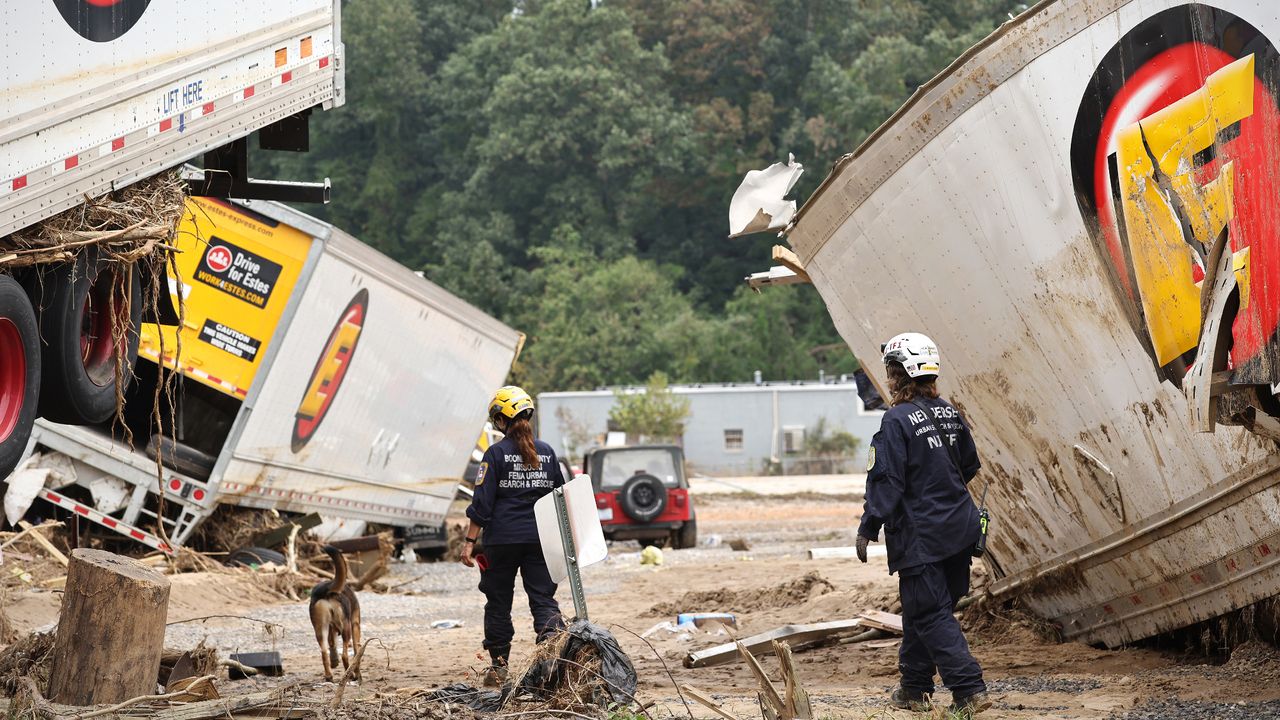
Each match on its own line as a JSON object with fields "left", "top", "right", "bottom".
{"left": 858, "top": 396, "right": 981, "bottom": 574}
{"left": 466, "top": 436, "right": 566, "bottom": 544}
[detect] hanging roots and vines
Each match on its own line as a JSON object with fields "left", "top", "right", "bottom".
{"left": 2, "top": 171, "right": 191, "bottom": 545}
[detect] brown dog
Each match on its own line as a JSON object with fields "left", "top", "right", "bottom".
{"left": 309, "top": 545, "right": 362, "bottom": 682}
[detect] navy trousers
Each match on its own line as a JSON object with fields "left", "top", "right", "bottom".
{"left": 897, "top": 550, "right": 986, "bottom": 698}
{"left": 478, "top": 543, "right": 565, "bottom": 651}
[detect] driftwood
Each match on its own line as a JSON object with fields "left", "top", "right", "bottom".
{"left": 17, "top": 676, "right": 299, "bottom": 720}
{"left": 681, "top": 686, "right": 742, "bottom": 720}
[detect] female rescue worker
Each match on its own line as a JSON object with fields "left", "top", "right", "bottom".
{"left": 461, "top": 386, "right": 567, "bottom": 686}
{"left": 855, "top": 333, "right": 990, "bottom": 716}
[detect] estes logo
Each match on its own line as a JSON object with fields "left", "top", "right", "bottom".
{"left": 205, "top": 246, "right": 233, "bottom": 273}
{"left": 53, "top": 0, "right": 151, "bottom": 42}
{"left": 1070, "top": 5, "right": 1280, "bottom": 388}
{"left": 291, "top": 289, "right": 369, "bottom": 453}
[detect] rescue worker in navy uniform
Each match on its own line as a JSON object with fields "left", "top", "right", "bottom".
{"left": 856, "top": 333, "right": 990, "bottom": 716}
{"left": 461, "top": 386, "right": 567, "bottom": 687}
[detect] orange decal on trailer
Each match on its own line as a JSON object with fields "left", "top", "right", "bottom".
{"left": 292, "top": 289, "right": 369, "bottom": 452}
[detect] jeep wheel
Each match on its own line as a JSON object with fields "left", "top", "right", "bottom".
{"left": 619, "top": 473, "right": 667, "bottom": 522}
{"left": 674, "top": 518, "right": 697, "bottom": 549}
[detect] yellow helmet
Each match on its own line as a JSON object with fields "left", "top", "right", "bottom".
{"left": 489, "top": 385, "right": 534, "bottom": 420}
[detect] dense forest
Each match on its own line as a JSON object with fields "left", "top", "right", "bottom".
{"left": 259, "top": 0, "right": 1024, "bottom": 393}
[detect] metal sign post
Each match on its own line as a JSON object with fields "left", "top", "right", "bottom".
{"left": 552, "top": 486, "right": 588, "bottom": 621}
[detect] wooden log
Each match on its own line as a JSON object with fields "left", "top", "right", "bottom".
{"left": 47, "top": 549, "right": 171, "bottom": 705}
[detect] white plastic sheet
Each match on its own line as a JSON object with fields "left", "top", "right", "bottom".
{"left": 728, "top": 154, "right": 804, "bottom": 237}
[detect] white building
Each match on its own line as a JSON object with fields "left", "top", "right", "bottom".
{"left": 538, "top": 377, "right": 884, "bottom": 476}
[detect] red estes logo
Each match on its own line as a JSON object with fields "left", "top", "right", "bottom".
{"left": 291, "top": 289, "right": 369, "bottom": 452}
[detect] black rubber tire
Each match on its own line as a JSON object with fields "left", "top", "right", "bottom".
{"left": 145, "top": 435, "right": 217, "bottom": 480}
{"left": 32, "top": 251, "right": 141, "bottom": 425}
{"left": 226, "top": 547, "right": 287, "bottom": 568}
{"left": 0, "top": 276, "right": 41, "bottom": 481}
{"left": 674, "top": 518, "right": 697, "bottom": 549}
{"left": 619, "top": 473, "right": 667, "bottom": 523}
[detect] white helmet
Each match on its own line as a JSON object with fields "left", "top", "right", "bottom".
{"left": 881, "top": 332, "right": 940, "bottom": 379}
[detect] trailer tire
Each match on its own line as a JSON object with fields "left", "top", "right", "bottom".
{"left": 145, "top": 435, "right": 216, "bottom": 480}
{"left": 0, "top": 276, "right": 41, "bottom": 480}
{"left": 226, "top": 547, "right": 287, "bottom": 569}
{"left": 34, "top": 251, "right": 141, "bottom": 425}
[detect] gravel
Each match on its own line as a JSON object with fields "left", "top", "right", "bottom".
{"left": 987, "top": 676, "right": 1103, "bottom": 694}
{"left": 1111, "top": 698, "right": 1280, "bottom": 719}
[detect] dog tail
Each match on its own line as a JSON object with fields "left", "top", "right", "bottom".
{"left": 324, "top": 545, "right": 348, "bottom": 594}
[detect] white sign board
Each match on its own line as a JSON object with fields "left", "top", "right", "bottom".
{"left": 534, "top": 474, "right": 608, "bottom": 584}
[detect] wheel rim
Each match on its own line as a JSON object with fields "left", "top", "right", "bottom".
{"left": 79, "top": 270, "right": 125, "bottom": 387}
{"left": 0, "top": 318, "right": 26, "bottom": 441}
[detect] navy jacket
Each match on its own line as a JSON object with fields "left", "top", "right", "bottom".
{"left": 858, "top": 396, "right": 981, "bottom": 574}
{"left": 466, "top": 437, "right": 566, "bottom": 545}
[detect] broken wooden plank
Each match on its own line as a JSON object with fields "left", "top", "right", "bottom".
{"left": 18, "top": 521, "right": 68, "bottom": 567}
{"left": 681, "top": 685, "right": 743, "bottom": 720}
{"left": 771, "top": 245, "right": 810, "bottom": 282}
{"left": 857, "top": 610, "right": 903, "bottom": 635}
{"left": 774, "top": 641, "right": 812, "bottom": 720}
{"left": 250, "top": 513, "right": 321, "bottom": 550}
{"left": 685, "top": 619, "right": 863, "bottom": 668}
{"left": 737, "top": 642, "right": 786, "bottom": 719}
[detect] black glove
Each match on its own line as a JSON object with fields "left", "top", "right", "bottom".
{"left": 855, "top": 534, "right": 871, "bottom": 563}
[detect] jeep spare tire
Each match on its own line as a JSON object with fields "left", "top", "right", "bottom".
{"left": 619, "top": 474, "right": 667, "bottom": 523}
{"left": 34, "top": 251, "right": 141, "bottom": 425}
{"left": 0, "top": 275, "right": 41, "bottom": 480}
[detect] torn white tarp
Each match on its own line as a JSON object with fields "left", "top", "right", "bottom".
{"left": 728, "top": 154, "right": 804, "bottom": 237}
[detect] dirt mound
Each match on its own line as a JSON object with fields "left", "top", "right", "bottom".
{"left": 646, "top": 571, "right": 835, "bottom": 616}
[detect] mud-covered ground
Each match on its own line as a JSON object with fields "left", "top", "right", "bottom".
{"left": 9, "top": 486, "right": 1280, "bottom": 719}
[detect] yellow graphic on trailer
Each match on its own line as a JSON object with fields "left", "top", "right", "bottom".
{"left": 139, "top": 198, "right": 313, "bottom": 398}
{"left": 1113, "top": 55, "right": 1255, "bottom": 367}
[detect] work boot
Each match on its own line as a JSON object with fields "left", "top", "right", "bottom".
{"left": 948, "top": 690, "right": 992, "bottom": 717}
{"left": 483, "top": 645, "right": 510, "bottom": 689}
{"left": 481, "top": 664, "right": 508, "bottom": 688}
{"left": 888, "top": 686, "right": 931, "bottom": 712}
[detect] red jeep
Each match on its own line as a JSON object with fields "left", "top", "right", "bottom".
{"left": 586, "top": 444, "right": 697, "bottom": 549}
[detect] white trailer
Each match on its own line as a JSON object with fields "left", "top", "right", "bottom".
{"left": 1, "top": 0, "right": 344, "bottom": 236}
{"left": 20, "top": 198, "right": 523, "bottom": 553}
{"left": 0, "top": 1, "right": 345, "bottom": 483}
{"left": 778, "top": 0, "right": 1280, "bottom": 647}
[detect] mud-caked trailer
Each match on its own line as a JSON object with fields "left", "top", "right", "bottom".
{"left": 776, "top": 0, "right": 1280, "bottom": 646}
{"left": 20, "top": 197, "right": 523, "bottom": 552}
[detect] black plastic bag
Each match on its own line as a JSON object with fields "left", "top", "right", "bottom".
{"left": 424, "top": 682, "right": 505, "bottom": 712}
{"left": 518, "top": 620, "right": 638, "bottom": 706}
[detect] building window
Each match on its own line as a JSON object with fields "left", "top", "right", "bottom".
{"left": 783, "top": 425, "right": 805, "bottom": 455}
{"left": 724, "top": 429, "right": 744, "bottom": 452}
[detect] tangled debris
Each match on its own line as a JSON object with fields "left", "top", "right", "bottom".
{"left": 2, "top": 172, "right": 187, "bottom": 268}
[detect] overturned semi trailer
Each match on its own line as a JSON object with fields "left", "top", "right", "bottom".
{"left": 783, "top": 0, "right": 1280, "bottom": 647}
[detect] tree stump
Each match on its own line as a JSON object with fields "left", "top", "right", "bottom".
{"left": 47, "top": 549, "right": 171, "bottom": 705}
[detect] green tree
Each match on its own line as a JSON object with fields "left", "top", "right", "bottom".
{"left": 800, "top": 417, "right": 862, "bottom": 474}
{"left": 511, "top": 227, "right": 712, "bottom": 392}
{"left": 607, "top": 372, "right": 691, "bottom": 443}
